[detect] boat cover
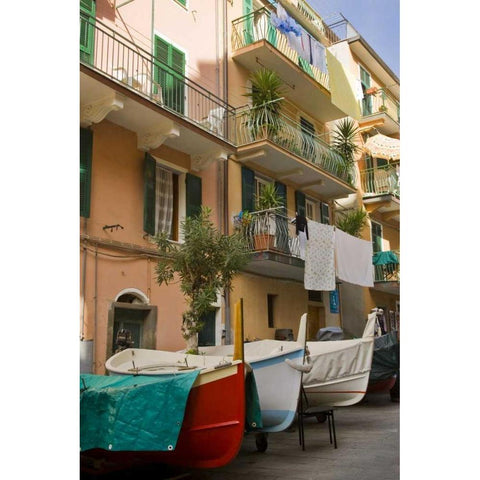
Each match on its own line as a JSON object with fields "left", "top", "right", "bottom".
{"left": 303, "top": 338, "right": 374, "bottom": 386}
{"left": 369, "top": 331, "right": 399, "bottom": 382}
{"left": 315, "top": 326, "right": 344, "bottom": 341}
{"left": 80, "top": 371, "right": 199, "bottom": 452}
{"left": 245, "top": 370, "right": 263, "bottom": 431}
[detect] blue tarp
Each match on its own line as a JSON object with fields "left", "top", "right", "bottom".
{"left": 80, "top": 372, "right": 199, "bottom": 452}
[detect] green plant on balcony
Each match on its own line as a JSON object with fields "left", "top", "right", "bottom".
{"left": 379, "top": 104, "right": 388, "bottom": 112}
{"left": 331, "top": 118, "right": 359, "bottom": 184}
{"left": 253, "top": 182, "right": 284, "bottom": 250}
{"left": 336, "top": 208, "right": 368, "bottom": 238}
{"left": 244, "top": 68, "right": 285, "bottom": 140}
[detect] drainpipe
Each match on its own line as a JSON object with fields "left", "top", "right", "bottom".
{"left": 93, "top": 244, "right": 98, "bottom": 373}
{"left": 223, "top": 0, "right": 232, "bottom": 345}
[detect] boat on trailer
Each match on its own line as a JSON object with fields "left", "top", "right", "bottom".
{"left": 81, "top": 350, "right": 245, "bottom": 472}
{"left": 302, "top": 312, "right": 376, "bottom": 408}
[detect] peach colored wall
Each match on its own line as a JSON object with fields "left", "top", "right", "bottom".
{"left": 96, "top": 0, "right": 221, "bottom": 97}
{"left": 81, "top": 120, "right": 220, "bottom": 373}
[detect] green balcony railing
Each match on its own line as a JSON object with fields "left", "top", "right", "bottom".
{"left": 373, "top": 250, "right": 400, "bottom": 283}
{"left": 234, "top": 102, "right": 356, "bottom": 186}
{"left": 232, "top": 8, "right": 330, "bottom": 91}
{"left": 234, "top": 208, "right": 301, "bottom": 258}
{"left": 360, "top": 164, "right": 399, "bottom": 198}
{"left": 80, "top": 14, "right": 236, "bottom": 143}
{"left": 362, "top": 88, "right": 400, "bottom": 124}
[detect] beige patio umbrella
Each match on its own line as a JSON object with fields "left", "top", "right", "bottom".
{"left": 364, "top": 134, "right": 400, "bottom": 161}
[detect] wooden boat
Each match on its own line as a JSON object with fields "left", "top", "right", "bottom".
{"left": 81, "top": 350, "right": 245, "bottom": 472}
{"left": 200, "top": 313, "right": 307, "bottom": 433}
{"left": 302, "top": 312, "right": 376, "bottom": 408}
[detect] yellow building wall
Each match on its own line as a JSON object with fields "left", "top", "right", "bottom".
{"left": 230, "top": 274, "right": 307, "bottom": 341}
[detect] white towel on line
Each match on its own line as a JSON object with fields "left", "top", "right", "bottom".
{"left": 334, "top": 229, "right": 374, "bottom": 287}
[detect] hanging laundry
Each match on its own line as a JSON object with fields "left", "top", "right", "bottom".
{"left": 271, "top": 4, "right": 302, "bottom": 37}
{"left": 311, "top": 39, "right": 327, "bottom": 73}
{"left": 334, "top": 228, "right": 374, "bottom": 287}
{"left": 326, "top": 49, "right": 362, "bottom": 120}
{"left": 304, "top": 221, "right": 336, "bottom": 291}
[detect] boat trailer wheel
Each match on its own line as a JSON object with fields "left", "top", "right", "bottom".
{"left": 316, "top": 413, "right": 327, "bottom": 423}
{"left": 255, "top": 433, "right": 268, "bottom": 453}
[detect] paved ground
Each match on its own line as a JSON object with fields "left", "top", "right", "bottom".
{"left": 81, "top": 392, "right": 399, "bottom": 480}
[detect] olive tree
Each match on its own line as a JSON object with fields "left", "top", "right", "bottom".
{"left": 154, "top": 206, "right": 250, "bottom": 353}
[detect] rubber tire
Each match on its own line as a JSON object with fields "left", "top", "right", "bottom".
{"left": 255, "top": 433, "right": 268, "bottom": 453}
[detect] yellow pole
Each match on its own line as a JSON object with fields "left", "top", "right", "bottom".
{"left": 233, "top": 299, "right": 244, "bottom": 362}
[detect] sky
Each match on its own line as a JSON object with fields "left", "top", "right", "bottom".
{"left": 308, "top": 0, "right": 400, "bottom": 77}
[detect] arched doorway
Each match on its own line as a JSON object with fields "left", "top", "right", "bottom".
{"left": 107, "top": 289, "right": 157, "bottom": 358}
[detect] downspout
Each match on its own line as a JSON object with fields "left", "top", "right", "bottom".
{"left": 223, "top": 0, "right": 232, "bottom": 345}
{"left": 93, "top": 244, "right": 98, "bottom": 373}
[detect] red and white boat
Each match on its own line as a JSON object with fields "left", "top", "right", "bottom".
{"left": 82, "top": 350, "right": 245, "bottom": 472}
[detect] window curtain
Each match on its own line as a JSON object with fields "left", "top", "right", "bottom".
{"left": 155, "top": 165, "right": 174, "bottom": 237}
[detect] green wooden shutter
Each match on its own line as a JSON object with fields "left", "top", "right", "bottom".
{"left": 170, "top": 46, "right": 185, "bottom": 115}
{"left": 241, "top": 166, "right": 255, "bottom": 212}
{"left": 295, "top": 191, "right": 306, "bottom": 217}
{"left": 80, "top": 0, "right": 95, "bottom": 65}
{"left": 80, "top": 128, "right": 93, "bottom": 218}
{"left": 143, "top": 154, "right": 156, "bottom": 235}
{"left": 154, "top": 37, "right": 185, "bottom": 115}
{"left": 274, "top": 181, "right": 289, "bottom": 253}
{"left": 186, "top": 173, "right": 202, "bottom": 218}
{"left": 243, "top": 0, "right": 254, "bottom": 44}
{"left": 360, "top": 66, "right": 372, "bottom": 115}
{"left": 371, "top": 221, "right": 382, "bottom": 253}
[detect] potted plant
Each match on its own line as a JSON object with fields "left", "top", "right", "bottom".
{"left": 243, "top": 68, "right": 285, "bottom": 140}
{"left": 379, "top": 104, "right": 388, "bottom": 113}
{"left": 253, "top": 182, "right": 283, "bottom": 251}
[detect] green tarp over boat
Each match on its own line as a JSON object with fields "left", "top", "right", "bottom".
{"left": 80, "top": 372, "right": 199, "bottom": 452}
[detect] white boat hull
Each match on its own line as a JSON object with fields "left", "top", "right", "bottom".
{"left": 302, "top": 313, "right": 376, "bottom": 408}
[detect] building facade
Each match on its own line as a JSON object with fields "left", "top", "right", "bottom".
{"left": 80, "top": 0, "right": 399, "bottom": 374}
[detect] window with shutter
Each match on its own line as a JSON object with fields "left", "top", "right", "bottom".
{"left": 80, "top": 0, "right": 95, "bottom": 65}
{"left": 186, "top": 173, "right": 202, "bottom": 218}
{"left": 321, "top": 202, "right": 330, "bottom": 225}
{"left": 80, "top": 128, "right": 93, "bottom": 218}
{"left": 154, "top": 36, "right": 185, "bottom": 115}
{"left": 371, "top": 221, "right": 383, "bottom": 253}
{"left": 143, "top": 154, "right": 177, "bottom": 238}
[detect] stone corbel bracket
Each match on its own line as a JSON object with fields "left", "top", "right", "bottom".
{"left": 80, "top": 93, "right": 124, "bottom": 127}
{"left": 191, "top": 150, "right": 228, "bottom": 172}
{"left": 137, "top": 120, "right": 180, "bottom": 151}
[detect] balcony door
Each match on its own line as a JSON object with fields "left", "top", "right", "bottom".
{"left": 360, "top": 66, "right": 372, "bottom": 116}
{"left": 154, "top": 36, "right": 186, "bottom": 115}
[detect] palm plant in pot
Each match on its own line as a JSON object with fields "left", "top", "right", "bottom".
{"left": 243, "top": 68, "right": 285, "bottom": 141}
{"left": 253, "top": 182, "right": 284, "bottom": 251}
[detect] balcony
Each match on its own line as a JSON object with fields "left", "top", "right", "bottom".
{"left": 80, "top": 14, "right": 236, "bottom": 156}
{"left": 360, "top": 88, "right": 400, "bottom": 135}
{"left": 233, "top": 103, "right": 356, "bottom": 199}
{"left": 235, "top": 209, "right": 304, "bottom": 282}
{"left": 231, "top": 8, "right": 346, "bottom": 121}
{"left": 372, "top": 250, "right": 400, "bottom": 295}
{"left": 360, "top": 164, "right": 399, "bottom": 223}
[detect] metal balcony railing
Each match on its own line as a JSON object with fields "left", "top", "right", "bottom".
{"left": 234, "top": 102, "right": 356, "bottom": 186}
{"left": 362, "top": 88, "right": 400, "bottom": 123}
{"left": 231, "top": 8, "right": 330, "bottom": 91}
{"left": 234, "top": 208, "right": 301, "bottom": 258}
{"left": 80, "top": 14, "right": 236, "bottom": 143}
{"left": 360, "top": 164, "right": 399, "bottom": 198}
{"left": 373, "top": 250, "right": 400, "bottom": 283}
